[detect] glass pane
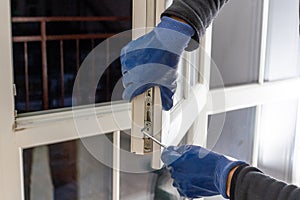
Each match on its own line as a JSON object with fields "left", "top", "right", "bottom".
{"left": 12, "top": 0, "right": 132, "bottom": 113}
{"left": 258, "top": 100, "right": 298, "bottom": 183}
{"left": 210, "top": 0, "right": 262, "bottom": 88}
{"left": 205, "top": 107, "right": 256, "bottom": 200}
{"left": 23, "top": 134, "right": 113, "bottom": 200}
{"left": 119, "top": 131, "right": 183, "bottom": 200}
{"left": 207, "top": 107, "right": 256, "bottom": 163}
{"left": 264, "top": 0, "right": 300, "bottom": 81}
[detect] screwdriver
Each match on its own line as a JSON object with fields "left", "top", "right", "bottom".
{"left": 141, "top": 128, "right": 184, "bottom": 155}
{"left": 141, "top": 127, "right": 167, "bottom": 149}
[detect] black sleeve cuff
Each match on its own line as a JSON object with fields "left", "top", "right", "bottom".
{"left": 230, "top": 165, "right": 262, "bottom": 200}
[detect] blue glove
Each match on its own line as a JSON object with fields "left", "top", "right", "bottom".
{"left": 161, "top": 145, "right": 246, "bottom": 199}
{"left": 121, "top": 16, "right": 195, "bottom": 110}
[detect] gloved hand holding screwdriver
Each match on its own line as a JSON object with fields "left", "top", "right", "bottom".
{"left": 120, "top": 2, "right": 300, "bottom": 199}
{"left": 161, "top": 145, "right": 246, "bottom": 199}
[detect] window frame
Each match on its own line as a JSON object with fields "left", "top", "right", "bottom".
{"left": 0, "top": 0, "right": 23, "bottom": 198}
{"left": 0, "top": 0, "right": 208, "bottom": 199}
{"left": 1, "top": 0, "right": 300, "bottom": 199}
{"left": 194, "top": 0, "right": 300, "bottom": 199}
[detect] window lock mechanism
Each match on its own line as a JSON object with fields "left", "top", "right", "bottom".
{"left": 143, "top": 88, "right": 154, "bottom": 153}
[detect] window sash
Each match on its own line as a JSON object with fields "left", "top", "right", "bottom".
{"left": 1, "top": 0, "right": 300, "bottom": 199}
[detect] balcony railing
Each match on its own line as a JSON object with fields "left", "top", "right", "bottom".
{"left": 12, "top": 16, "right": 131, "bottom": 112}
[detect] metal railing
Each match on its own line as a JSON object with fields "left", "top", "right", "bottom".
{"left": 12, "top": 16, "right": 131, "bottom": 111}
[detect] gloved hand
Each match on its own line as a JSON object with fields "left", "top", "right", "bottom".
{"left": 161, "top": 145, "right": 246, "bottom": 199}
{"left": 120, "top": 16, "right": 195, "bottom": 110}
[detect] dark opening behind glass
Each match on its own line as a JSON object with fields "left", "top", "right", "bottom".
{"left": 11, "top": 0, "right": 132, "bottom": 113}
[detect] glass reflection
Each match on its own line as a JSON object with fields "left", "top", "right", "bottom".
{"left": 207, "top": 107, "right": 256, "bottom": 163}
{"left": 258, "top": 100, "right": 298, "bottom": 183}
{"left": 210, "top": 0, "right": 262, "bottom": 88}
{"left": 23, "top": 134, "right": 113, "bottom": 200}
{"left": 264, "top": 0, "right": 300, "bottom": 81}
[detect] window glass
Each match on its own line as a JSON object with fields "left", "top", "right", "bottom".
{"left": 258, "top": 100, "right": 298, "bottom": 183}
{"left": 210, "top": 0, "right": 262, "bottom": 88}
{"left": 11, "top": 0, "right": 132, "bottom": 113}
{"left": 23, "top": 134, "right": 113, "bottom": 200}
{"left": 207, "top": 107, "right": 256, "bottom": 163}
{"left": 264, "top": 0, "right": 300, "bottom": 81}
{"left": 205, "top": 107, "right": 256, "bottom": 200}
{"left": 119, "top": 131, "right": 183, "bottom": 200}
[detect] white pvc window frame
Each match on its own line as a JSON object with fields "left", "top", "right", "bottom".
{"left": 0, "top": 0, "right": 207, "bottom": 199}
{"left": 193, "top": 1, "right": 300, "bottom": 199}
{"left": 1, "top": 0, "right": 300, "bottom": 200}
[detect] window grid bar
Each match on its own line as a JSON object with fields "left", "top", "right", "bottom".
{"left": 207, "top": 78, "right": 300, "bottom": 115}
{"left": 0, "top": 0, "right": 23, "bottom": 198}
{"left": 146, "top": 0, "right": 156, "bottom": 29}
{"left": 252, "top": 105, "right": 262, "bottom": 167}
{"left": 183, "top": 52, "right": 191, "bottom": 99}
{"left": 199, "top": 27, "right": 212, "bottom": 86}
{"left": 189, "top": 109, "right": 209, "bottom": 147}
{"left": 187, "top": 25, "right": 212, "bottom": 152}
{"left": 258, "top": 0, "right": 270, "bottom": 84}
{"left": 41, "top": 20, "right": 49, "bottom": 110}
{"left": 252, "top": 0, "right": 270, "bottom": 168}
{"left": 155, "top": 0, "right": 166, "bottom": 25}
{"left": 113, "top": 130, "right": 120, "bottom": 200}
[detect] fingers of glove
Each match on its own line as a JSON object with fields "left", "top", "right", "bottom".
{"left": 120, "top": 30, "right": 181, "bottom": 75}
{"left": 122, "top": 64, "right": 177, "bottom": 104}
{"left": 122, "top": 83, "right": 155, "bottom": 101}
{"left": 122, "top": 64, "right": 177, "bottom": 88}
{"left": 161, "top": 145, "right": 193, "bottom": 166}
{"left": 161, "top": 146, "right": 182, "bottom": 166}
{"left": 122, "top": 83, "right": 176, "bottom": 111}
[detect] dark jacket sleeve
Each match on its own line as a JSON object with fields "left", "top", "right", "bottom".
{"left": 161, "top": 0, "right": 229, "bottom": 50}
{"left": 230, "top": 165, "right": 300, "bottom": 200}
